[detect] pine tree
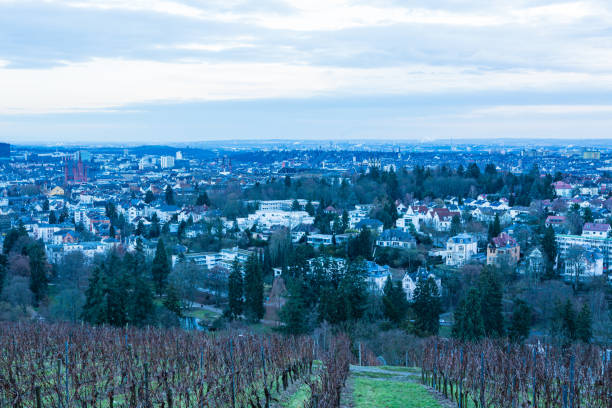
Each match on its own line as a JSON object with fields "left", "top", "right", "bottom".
{"left": 279, "top": 278, "right": 310, "bottom": 334}
{"left": 165, "top": 185, "right": 175, "bottom": 205}
{"left": 243, "top": 253, "right": 264, "bottom": 322}
{"left": 226, "top": 259, "right": 243, "bottom": 320}
{"left": 163, "top": 282, "right": 183, "bottom": 318}
{"left": 305, "top": 200, "right": 315, "bottom": 216}
{"left": 125, "top": 251, "right": 154, "bottom": 325}
{"left": 196, "top": 191, "right": 210, "bottom": 206}
{"left": 450, "top": 214, "right": 462, "bottom": 236}
{"left": 478, "top": 268, "right": 504, "bottom": 337}
{"left": 382, "top": 277, "right": 409, "bottom": 324}
{"left": 413, "top": 276, "right": 442, "bottom": 336}
{"left": 49, "top": 211, "right": 57, "bottom": 224}
{"left": 27, "top": 241, "right": 48, "bottom": 306}
{"left": 342, "top": 210, "right": 349, "bottom": 232}
{"left": 576, "top": 303, "right": 592, "bottom": 343}
{"left": 81, "top": 266, "right": 106, "bottom": 325}
{"left": 508, "top": 299, "right": 532, "bottom": 343}
{"left": 152, "top": 239, "right": 171, "bottom": 295}
{"left": 452, "top": 288, "right": 484, "bottom": 341}
{"left": 145, "top": 190, "right": 155, "bottom": 204}
{"left": 542, "top": 225, "right": 557, "bottom": 278}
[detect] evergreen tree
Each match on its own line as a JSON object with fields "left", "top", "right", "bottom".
{"left": 136, "top": 220, "right": 145, "bottom": 236}
{"left": 478, "top": 268, "right": 504, "bottom": 337}
{"left": 27, "top": 241, "right": 48, "bottom": 306}
{"left": 226, "top": 259, "right": 243, "bottom": 320}
{"left": 542, "top": 225, "right": 557, "bottom": 278}
{"left": 291, "top": 199, "right": 301, "bottom": 211}
{"left": 279, "top": 278, "right": 310, "bottom": 334}
{"left": 177, "top": 220, "right": 187, "bottom": 240}
{"left": 163, "top": 282, "right": 183, "bottom": 318}
{"left": 125, "top": 251, "right": 154, "bottom": 325}
{"left": 342, "top": 210, "right": 349, "bottom": 232}
{"left": 152, "top": 239, "right": 171, "bottom": 295}
{"left": 243, "top": 253, "right": 264, "bottom": 322}
{"left": 382, "top": 277, "right": 409, "bottom": 324}
{"left": 104, "top": 252, "right": 129, "bottom": 326}
{"left": 583, "top": 207, "right": 594, "bottom": 223}
{"left": 42, "top": 199, "right": 49, "bottom": 211}
{"left": 305, "top": 200, "right": 315, "bottom": 216}
{"left": 413, "top": 276, "right": 442, "bottom": 336}
{"left": 508, "top": 299, "right": 532, "bottom": 343}
{"left": 3, "top": 227, "right": 27, "bottom": 254}
{"left": 49, "top": 211, "right": 57, "bottom": 224}
{"left": 165, "top": 185, "right": 175, "bottom": 205}
{"left": 468, "top": 163, "right": 481, "bottom": 179}
{"left": 144, "top": 190, "right": 155, "bottom": 204}
{"left": 576, "top": 303, "right": 592, "bottom": 343}
{"left": 149, "top": 212, "right": 160, "bottom": 238}
{"left": 450, "top": 214, "right": 462, "bottom": 236}
{"left": 81, "top": 266, "right": 106, "bottom": 325}
{"left": 196, "top": 191, "right": 210, "bottom": 206}
{"left": 452, "top": 288, "right": 485, "bottom": 341}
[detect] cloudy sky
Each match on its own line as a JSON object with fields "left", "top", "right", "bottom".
{"left": 1, "top": 0, "right": 612, "bottom": 144}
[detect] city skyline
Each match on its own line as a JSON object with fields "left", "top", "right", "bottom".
{"left": 1, "top": 0, "right": 612, "bottom": 143}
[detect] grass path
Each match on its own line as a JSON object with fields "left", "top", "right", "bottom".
{"left": 342, "top": 365, "right": 454, "bottom": 408}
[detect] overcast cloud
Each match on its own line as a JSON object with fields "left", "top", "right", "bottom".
{"left": 1, "top": 0, "right": 611, "bottom": 143}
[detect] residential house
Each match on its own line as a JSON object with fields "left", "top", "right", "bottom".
{"left": 487, "top": 232, "right": 521, "bottom": 267}
{"left": 445, "top": 233, "right": 478, "bottom": 267}
{"left": 376, "top": 228, "right": 416, "bottom": 249}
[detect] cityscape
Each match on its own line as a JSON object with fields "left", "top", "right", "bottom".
{"left": 2, "top": 0, "right": 612, "bottom": 406}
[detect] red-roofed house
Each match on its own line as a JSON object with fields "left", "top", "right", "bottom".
{"left": 428, "top": 208, "right": 460, "bottom": 232}
{"left": 545, "top": 215, "right": 566, "bottom": 228}
{"left": 582, "top": 223, "right": 611, "bottom": 238}
{"left": 552, "top": 181, "right": 573, "bottom": 198}
{"left": 487, "top": 232, "right": 520, "bottom": 267}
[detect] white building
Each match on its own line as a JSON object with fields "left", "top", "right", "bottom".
{"left": 445, "top": 234, "right": 478, "bottom": 267}
{"left": 237, "top": 210, "right": 314, "bottom": 230}
{"left": 160, "top": 156, "right": 175, "bottom": 169}
{"left": 582, "top": 223, "right": 611, "bottom": 238}
{"left": 557, "top": 234, "right": 612, "bottom": 270}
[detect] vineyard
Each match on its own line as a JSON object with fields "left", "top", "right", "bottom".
{"left": 420, "top": 338, "right": 611, "bottom": 408}
{"left": 0, "top": 322, "right": 351, "bottom": 408}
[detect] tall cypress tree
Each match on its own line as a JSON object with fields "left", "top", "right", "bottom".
{"left": 81, "top": 266, "right": 106, "bottom": 325}
{"left": 382, "top": 277, "right": 409, "bottom": 324}
{"left": 243, "top": 253, "right": 264, "bottom": 322}
{"left": 279, "top": 278, "right": 310, "bottom": 334}
{"left": 124, "top": 251, "right": 154, "bottom": 325}
{"left": 576, "top": 303, "right": 592, "bottom": 343}
{"left": 542, "top": 225, "right": 557, "bottom": 278}
{"left": 478, "top": 268, "right": 504, "bottom": 337}
{"left": 226, "top": 259, "right": 244, "bottom": 320}
{"left": 452, "top": 288, "right": 485, "bottom": 341}
{"left": 165, "top": 185, "right": 175, "bottom": 205}
{"left": 508, "top": 298, "right": 532, "bottom": 343}
{"left": 413, "top": 276, "right": 441, "bottom": 335}
{"left": 152, "top": 239, "right": 171, "bottom": 295}
{"left": 27, "top": 241, "right": 48, "bottom": 306}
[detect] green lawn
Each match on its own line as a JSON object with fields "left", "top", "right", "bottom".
{"left": 281, "top": 383, "right": 311, "bottom": 408}
{"left": 353, "top": 378, "right": 442, "bottom": 408}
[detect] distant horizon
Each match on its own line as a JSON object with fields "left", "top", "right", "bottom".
{"left": 2, "top": 1, "right": 612, "bottom": 142}
{"left": 9, "top": 137, "right": 612, "bottom": 150}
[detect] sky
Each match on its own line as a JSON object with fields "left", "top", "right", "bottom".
{"left": 1, "top": 0, "right": 612, "bottom": 144}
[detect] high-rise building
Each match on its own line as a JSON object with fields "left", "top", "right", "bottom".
{"left": 160, "top": 156, "right": 175, "bottom": 169}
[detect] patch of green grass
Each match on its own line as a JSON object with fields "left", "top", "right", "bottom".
{"left": 378, "top": 366, "right": 421, "bottom": 373}
{"left": 353, "top": 378, "right": 442, "bottom": 408}
{"left": 282, "top": 383, "right": 311, "bottom": 408}
{"left": 352, "top": 371, "right": 403, "bottom": 379}
{"left": 184, "top": 308, "right": 220, "bottom": 320}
